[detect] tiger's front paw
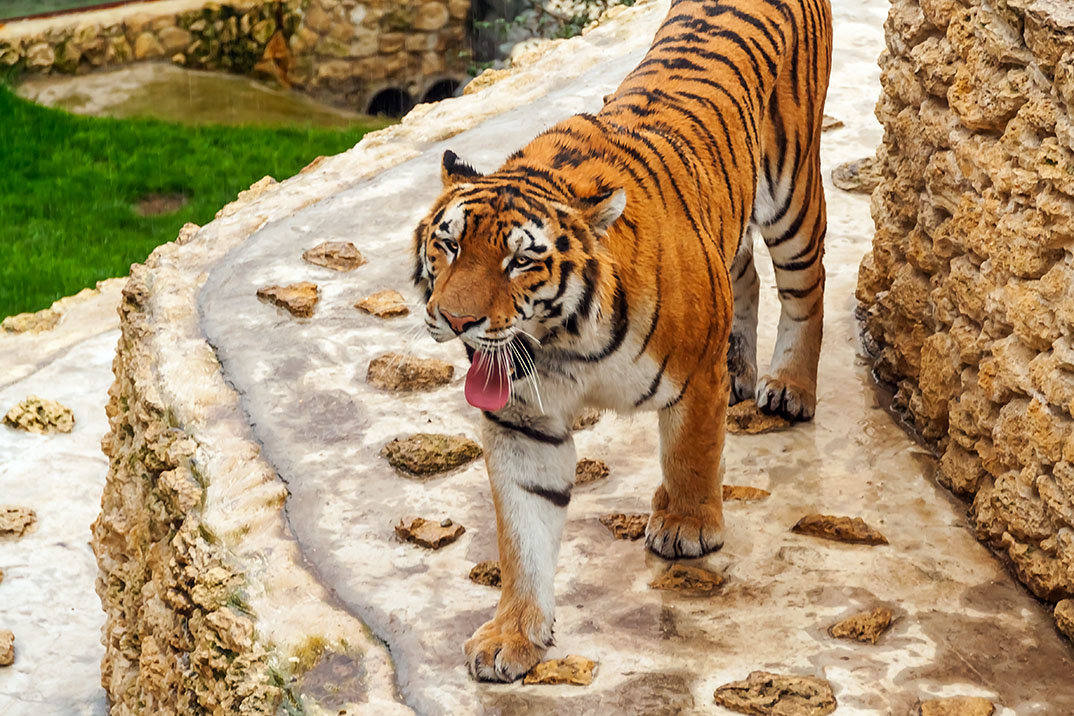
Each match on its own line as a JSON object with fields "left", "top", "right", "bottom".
{"left": 756, "top": 374, "right": 816, "bottom": 421}
{"left": 645, "top": 487, "right": 724, "bottom": 559}
{"left": 464, "top": 619, "right": 547, "bottom": 682}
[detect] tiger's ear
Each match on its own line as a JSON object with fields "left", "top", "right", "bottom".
{"left": 441, "top": 150, "right": 481, "bottom": 187}
{"left": 578, "top": 188, "right": 626, "bottom": 235}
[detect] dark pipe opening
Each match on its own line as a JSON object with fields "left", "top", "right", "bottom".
{"left": 422, "top": 79, "right": 462, "bottom": 104}
{"left": 366, "top": 88, "right": 413, "bottom": 118}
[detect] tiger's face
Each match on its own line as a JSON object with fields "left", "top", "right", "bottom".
{"left": 412, "top": 150, "right": 625, "bottom": 352}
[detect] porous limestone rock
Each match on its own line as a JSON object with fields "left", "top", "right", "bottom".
{"left": 827, "top": 606, "right": 894, "bottom": 644}
{"left": 302, "top": 241, "right": 365, "bottom": 272}
{"left": 857, "top": 0, "right": 1074, "bottom": 637}
{"left": 727, "top": 400, "right": 791, "bottom": 434}
{"left": 0, "top": 507, "right": 36, "bottom": 539}
{"left": 1, "top": 308, "right": 60, "bottom": 333}
{"left": 255, "top": 282, "right": 319, "bottom": 318}
{"left": 575, "top": 457, "right": 610, "bottom": 484}
{"left": 714, "top": 671, "right": 836, "bottom": 716}
{"left": 366, "top": 352, "right": 454, "bottom": 391}
{"left": 598, "top": 513, "right": 648, "bottom": 540}
{"left": 918, "top": 696, "right": 995, "bottom": 716}
{"left": 394, "top": 516, "right": 465, "bottom": 549}
{"left": 0, "top": 629, "right": 13, "bottom": 667}
{"left": 355, "top": 289, "right": 409, "bottom": 317}
{"left": 649, "top": 564, "right": 725, "bottom": 596}
{"left": 380, "top": 433, "right": 482, "bottom": 476}
{"left": 522, "top": 654, "right": 596, "bottom": 686}
{"left": 792, "top": 514, "right": 889, "bottom": 545}
{"left": 1056, "top": 599, "right": 1074, "bottom": 639}
{"left": 832, "top": 156, "right": 883, "bottom": 194}
{"left": 2, "top": 396, "right": 75, "bottom": 434}
{"left": 468, "top": 561, "right": 501, "bottom": 587}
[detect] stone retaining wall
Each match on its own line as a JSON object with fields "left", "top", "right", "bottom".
{"left": 856, "top": 0, "right": 1074, "bottom": 640}
{"left": 0, "top": 0, "right": 469, "bottom": 113}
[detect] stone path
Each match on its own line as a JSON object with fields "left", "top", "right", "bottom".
{"left": 193, "top": 0, "right": 1074, "bottom": 714}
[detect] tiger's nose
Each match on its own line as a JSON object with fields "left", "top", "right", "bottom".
{"left": 439, "top": 308, "right": 482, "bottom": 334}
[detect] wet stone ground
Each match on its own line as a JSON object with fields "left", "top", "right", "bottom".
{"left": 193, "top": 0, "right": 1074, "bottom": 714}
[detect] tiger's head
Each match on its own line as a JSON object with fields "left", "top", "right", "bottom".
{"left": 412, "top": 150, "right": 625, "bottom": 353}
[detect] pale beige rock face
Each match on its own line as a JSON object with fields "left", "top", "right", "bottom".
{"left": 857, "top": 0, "right": 1074, "bottom": 638}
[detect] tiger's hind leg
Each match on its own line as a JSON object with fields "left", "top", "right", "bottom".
{"left": 728, "top": 229, "right": 760, "bottom": 406}
{"left": 752, "top": 116, "right": 826, "bottom": 422}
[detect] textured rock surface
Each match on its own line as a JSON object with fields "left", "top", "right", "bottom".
{"left": 1, "top": 308, "right": 60, "bottom": 334}
{"left": 302, "top": 240, "right": 365, "bottom": 272}
{"left": 827, "top": 606, "right": 894, "bottom": 644}
{"left": 918, "top": 696, "right": 996, "bottom": 716}
{"left": 394, "top": 516, "right": 465, "bottom": 549}
{"left": 713, "top": 671, "right": 837, "bottom": 716}
{"left": 366, "top": 352, "right": 454, "bottom": 391}
{"left": 468, "top": 560, "right": 501, "bottom": 587}
{"left": 2, "top": 396, "right": 74, "bottom": 434}
{"left": 356, "top": 289, "right": 409, "bottom": 317}
{"left": 0, "top": 630, "right": 12, "bottom": 667}
{"left": 598, "top": 512, "right": 648, "bottom": 540}
{"left": 0, "top": 507, "right": 36, "bottom": 539}
{"left": 381, "top": 433, "right": 482, "bottom": 476}
{"left": 522, "top": 655, "right": 596, "bottom": 686}
{"left": 832, "top": 156, "right": 883, "bottom": 193}
{"left": 727, "top": 399, "right": 791, "bottom": 434}
{"left": 792, "top": 514, "right": 889, "bottom": 545}
{"left": 575, "top": 457, "right": 610, "bottom": 484}
{"left": 649, "top": 564, "right": 725, "bottom": 596}
{"left": 256, "top": 281, "right": 319, "bottom": 318}
{"left": 857, "top": 0, "right": 1074, "bottom": 637}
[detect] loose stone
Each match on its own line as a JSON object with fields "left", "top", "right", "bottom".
{"left": 917, "top": 696, "right": 996, "bottom": 716}
{"left": 0, "top": 630, "right": 13, "bottom": 667}
{"left": 366, "top": 353, "right": 454, "bottom": 391}
{"left": 355, "top": 289, "right": 409, "bottom": 317}
{"left": 649, "top": 564, "right": 725, "bottom": 596}
{"left": 832, "top": 156, "right": 882, "bottom": 194}
{"left": 522, "top": 654, "right": 596, "bottom": 686}
{"left": 821, "top": 114, "right": 844, "bottom": 131}
{"left": 301, "top": 241, "right": 365, "bottom": 271}
{"left": 381, "top": 434, "right": 482, "bottom": 476}
{"left": 255, "top": 282, "right": 319, "bottom": 318}
{"left": 792, "top": 514, "right": 889, "bottom": 545}
{"left": 468, "top": 561, "right": 501, "bottom": 587}
{"left": 827, "top": 606, "right": 893, "bottom": 644}
{"left": 0, "top": 507, "right": 37, "bottom": 539}
{"left": 599, "top": 513, "right": 648, "bottom": 540}
{"left": 575, "top": 458, "right": 610, "bottom": 485}
{"left": 3, "top": 396, "right": 75, "bottom": 434}
{"left": 723, "top": 485, "right": 771, "bottom": 501}
{"left": 1055, "top": 599, "right": 1074, "bottom": 640}
{"left": 714, "top": 670, "right": 837, "bottom": 715}
{"left": 394, "top": 516, "right": 465, "bottom": 549}
{"left": 727, "top": 400, "right": 791, "bottom": 434}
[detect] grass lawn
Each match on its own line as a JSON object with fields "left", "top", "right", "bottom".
{"left": 0, "top": 83, "right": 380, "bottom": 319}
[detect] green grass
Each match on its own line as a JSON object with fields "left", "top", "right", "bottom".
{"left": 0, "top": 83, "right": 379, "bottom": 318}
{"left": 0, "top": 1, "right": 106, "bottom": 21}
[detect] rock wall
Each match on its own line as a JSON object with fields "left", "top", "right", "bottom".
{"left": 856, "top": 0, "right": 1074, "bottom": 640}
{"left": 0, "top": 0, "right": 469, "bottom": 113}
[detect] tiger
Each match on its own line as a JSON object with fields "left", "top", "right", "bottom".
{"left": 412, "top": 0, "right": 832, "bottom": 682}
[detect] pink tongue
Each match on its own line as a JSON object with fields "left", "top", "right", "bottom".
{"left": 465, "top": 351, "right": 510, "bottom": 411}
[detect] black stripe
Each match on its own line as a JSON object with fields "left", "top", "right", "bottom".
{"left": 483, "top": 411, "right": 568, "bottom": 445}
{"left": 634, "top": 354, "right": 670, "bottom": 407}
{"left": 521, "top": 483, "right": 571, "bottom": 508}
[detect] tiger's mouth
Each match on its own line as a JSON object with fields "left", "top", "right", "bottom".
{"left": 460, "top": 336, "right": 538, "bottom": 412}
